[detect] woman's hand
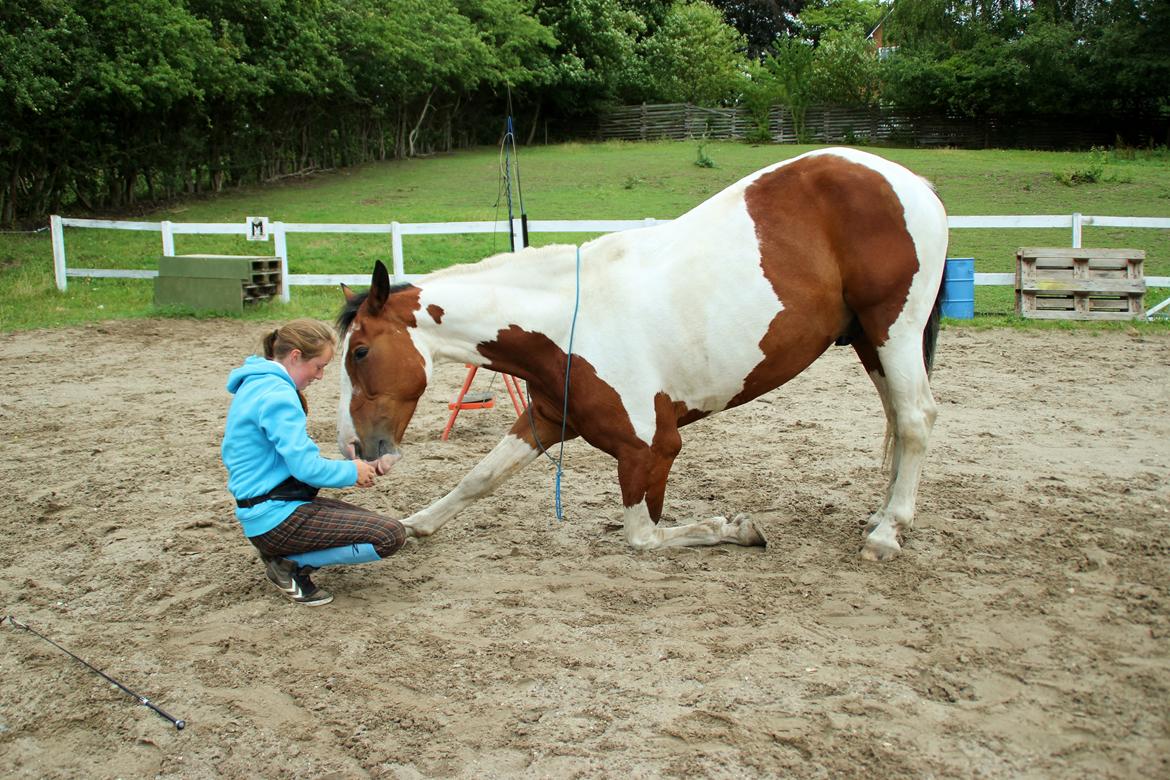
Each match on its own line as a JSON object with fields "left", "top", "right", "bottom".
{"left": 355, "top": 459, "right": 377, "bottom": 488}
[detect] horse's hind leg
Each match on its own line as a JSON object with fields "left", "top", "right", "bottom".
{"left": 852, "top": 330, "right": 937, "bottom": 561}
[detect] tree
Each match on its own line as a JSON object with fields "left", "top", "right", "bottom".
{"left": 708, "top": 0, "right": 806, "bottom": 59}
{"left": 752, "top": 36, "right": 816, "bottom": 139}
{"left": 534, "top": 0, "right": 645, "bottom": 115}
{"left": 0, "top": 0, "right": 88, "bottom": 222}
{"left": 810, "top": 29, "right": 881, "bottom": 107}
{"left": 637, "top": 1, "right": 749, "bottom": 105}
{"left": 797, "top": 0, "right": 884, "bottom": 42}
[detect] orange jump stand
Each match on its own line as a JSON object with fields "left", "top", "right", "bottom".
{"left": 441, "top": 365, "right": 528, "bottom": 441}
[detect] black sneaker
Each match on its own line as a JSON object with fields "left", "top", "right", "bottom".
{"left": 264, "top": 557, "right": 334, "bottom": 606}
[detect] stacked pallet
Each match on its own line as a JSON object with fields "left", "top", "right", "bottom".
{"left": 154, "top": 255, "right": 281, "bottom": 314}
{"left": 1015, "top": 248, "right": 1145, "bottom": 320}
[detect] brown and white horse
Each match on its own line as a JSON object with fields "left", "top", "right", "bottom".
{"left": 338, "top": 148, "right": 948, "bottom": 560}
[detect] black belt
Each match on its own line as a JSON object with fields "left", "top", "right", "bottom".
{"left": 236, "top": 475, "right": 319, "bottom": 508}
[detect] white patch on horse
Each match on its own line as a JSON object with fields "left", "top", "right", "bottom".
{"left": 337, "top": 329, "right": 358, "bottom": 459}
{"left": 574, "top": 195, "right": 781, "bottom": 443}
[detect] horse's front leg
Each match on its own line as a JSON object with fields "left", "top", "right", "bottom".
{"left": 402, "top": 406, "right": 574, "bottom": 539}
{"left": 616, "top": 439, "right": 764, "bottom": 551}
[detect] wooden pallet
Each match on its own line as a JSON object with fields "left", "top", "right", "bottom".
{"left": 1016, "top": 247, "right": 1145, "bottom": 321}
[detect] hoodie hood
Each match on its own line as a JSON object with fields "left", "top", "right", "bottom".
{"left": 221, "top": 353, "right": 358, "bottom": 538}
{"left": 227, "top": 355, "right": 294, "bottom": 394}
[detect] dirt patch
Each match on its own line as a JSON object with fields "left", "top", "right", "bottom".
{"left": 1, "top": 320, "right": 1168, "bottom": 779}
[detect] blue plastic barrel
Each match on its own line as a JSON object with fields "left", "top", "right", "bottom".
{"left": 941, "top": 257, "right": 975, "bottom": 319}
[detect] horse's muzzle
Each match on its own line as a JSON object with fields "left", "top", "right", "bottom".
{"left": 354, "top": 436, "right": 400, "bottom": 461}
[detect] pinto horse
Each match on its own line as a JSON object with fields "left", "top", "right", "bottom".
{"left": 338, "top": 148, "right": 948, "bottom": 560}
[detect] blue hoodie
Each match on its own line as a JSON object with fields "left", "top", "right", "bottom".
{"left": 222, "top": 355, "right": 358, "bottom": 537}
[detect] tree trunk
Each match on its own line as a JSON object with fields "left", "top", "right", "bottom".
{"left": 396, "top": 101, "right": 407, "bottom": 159}
{"left": 526, "top": 101, "right": 541, "bottom": 146}
{"left": 408, "top": 89, "right": 436, "bottom": 158}
{"left": 1, "top": 162, "right": 16, "bottom": 226}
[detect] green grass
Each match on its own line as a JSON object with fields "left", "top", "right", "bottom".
{"left": 2, "top": 141, "right": 1168, "bottom": 331}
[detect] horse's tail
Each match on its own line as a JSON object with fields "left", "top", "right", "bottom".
{"left": 922, "top": 281, "right": 943, "bottom": 376}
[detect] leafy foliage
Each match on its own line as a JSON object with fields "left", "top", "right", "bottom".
{"left": 637, "top": 1, "right": 747, "bottom": 105}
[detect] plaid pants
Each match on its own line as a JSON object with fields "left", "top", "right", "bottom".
{"left": 249, "top": 497, "right": 407, "bottom": 560}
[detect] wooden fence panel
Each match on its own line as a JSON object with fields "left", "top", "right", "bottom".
{"left": 597, "top": 104, "right": 1166, "bottom": 149}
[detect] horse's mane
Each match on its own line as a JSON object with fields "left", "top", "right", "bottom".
{"left": 335, "top": 283, "right": 413, "bottom": 333}
{"left": 336, "top": 290, "right": 367, "bottom": 334}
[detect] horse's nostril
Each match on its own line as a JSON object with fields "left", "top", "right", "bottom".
{"left": 353, "top": 440, "right": 364, "bottom": 459}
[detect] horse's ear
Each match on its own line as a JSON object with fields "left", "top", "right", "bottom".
{"left": 340, "top": 282, "right": 358, "bottom": 303}
{"left": 367, "top": 260, "right": 391, "bottom": 312}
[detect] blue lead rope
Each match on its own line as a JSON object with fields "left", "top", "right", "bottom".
{"left": 553, "top": 245, "right": 582, "bottom": 520}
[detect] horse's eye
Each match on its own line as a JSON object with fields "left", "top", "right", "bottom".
{"left": 354, "top": 346, "right": 369, "bottom": 361}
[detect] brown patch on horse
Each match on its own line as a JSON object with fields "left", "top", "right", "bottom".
{"left": 480, "top": 325, "right": 712, "bottom": 519}
{"left": 364, "top": 259, "right": 422, "bottom": 327}
{"left": 426, "top": 303, "right": 444, "bottom": 324}
{"left": 644, "top": 392, "right": 687, "bottom": 519}
{"left": 478, "top": 326, "right": 643, "bottom": 454}
{"left": 732, "top": 155, "right": 920, "bottom": 402}
{"left": 385, "top": 287, "right": 422, "bottom": 327}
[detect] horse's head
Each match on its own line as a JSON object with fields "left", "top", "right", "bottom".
{"left": 336, "top": 260, "right": 430, "bottom": 460}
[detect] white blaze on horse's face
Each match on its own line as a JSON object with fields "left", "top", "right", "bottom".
{"left": 336, "top": 328, "right": 358, "bottom": 459}
{"left": 341, "top": 276, "right": 430, "bottom": 460}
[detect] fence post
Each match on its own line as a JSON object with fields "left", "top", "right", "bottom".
{"left": 161, "top": 220, "right": 175, "bottom": 256}
{"left": 1072, "top": 212, "right": 1082, "bottom": 248}
{"left": 272, "top": 222, "right": 289, "bottom": 303}
{"left": 50, "top": 215, "right": 67, "bottom": 291}
{"left": 511, "top": 218, "right": 524, "bottom": 252}
{"left": 391, "top": 221, "right": 404, "bottom": 281}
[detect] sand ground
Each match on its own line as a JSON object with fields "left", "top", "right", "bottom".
{"left": 1, "top": 320, "right": 1168, "bottom": 779}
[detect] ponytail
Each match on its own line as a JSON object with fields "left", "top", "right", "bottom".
{"left": 260, "top": 319, "right": 336, "bottom": 414}
{"left": 262, "top": 329, "right": 280, "bottom": 359}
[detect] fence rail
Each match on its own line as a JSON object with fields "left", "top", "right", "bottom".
{"left": 49, "top": 214, "right": 1170, "bottom": 313}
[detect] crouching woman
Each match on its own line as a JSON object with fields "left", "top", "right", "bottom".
{"left": 222, "top": 319, "right": 405, "bottom": 606}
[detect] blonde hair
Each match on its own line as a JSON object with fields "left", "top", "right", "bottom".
{"left": 262, "top": 319, "right": 336, "bottom": 361}
{"left": 261, "top": 319, "right": 336, "bottom": 413}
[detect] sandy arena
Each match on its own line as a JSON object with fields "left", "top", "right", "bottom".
{"left": 1, "top": 319, "right": 1168, "bottom": 779}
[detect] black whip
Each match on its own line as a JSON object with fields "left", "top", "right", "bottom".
{"left": 5, "top": 616, "right": 186, "bottom": 730}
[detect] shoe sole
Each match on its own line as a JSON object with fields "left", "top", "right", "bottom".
{"left": 295, "top": 593, "right": 334, "bottom": 606}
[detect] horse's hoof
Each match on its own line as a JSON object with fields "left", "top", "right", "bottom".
{"left": 728, "top": 513, "right": 766, "bottom": 547}
{"left": 859, "top": 541, "right": 900, "bottom": 562}
{"left": 860, "top": 520, "right": 902, "bottom": 561}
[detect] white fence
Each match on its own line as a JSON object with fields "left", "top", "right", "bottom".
{"left": 49, "top": 213, "right": 1170, "bottom": 309}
